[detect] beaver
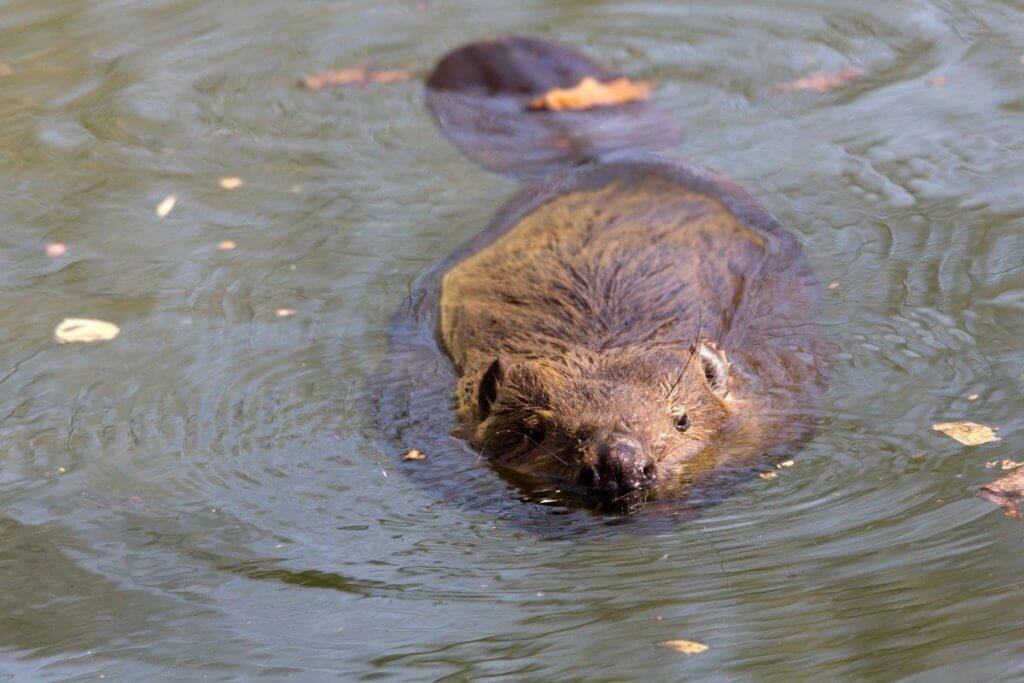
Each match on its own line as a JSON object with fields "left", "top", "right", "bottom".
{"left": 381, "top": 37, "right": 826, "bottom": 506}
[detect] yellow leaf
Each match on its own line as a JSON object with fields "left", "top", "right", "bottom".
{"left": 932, "top": 421, "right": 1000, "bottom": 446}
{"left": 155, "top": 194, "right": 177, "bottom": 218}
{"left": 528, "top": 76, "right": 652, "bottom": 112}
{"left": 55, "top": 318, "right": 120, "bottom": 343}
{"left": 759, "top": 471, "right": 777, "bottom": 480}
{"left": 658, "top": 640, "right": 709, "bottom": 655}
{"left": 219, "top": 177, "right": 244, "bottom": 190}
{"left": 402, "top": 449, "right": 427, "bottom": 461}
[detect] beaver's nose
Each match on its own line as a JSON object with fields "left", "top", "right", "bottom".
{"left": 578, "top": 438, "right": 656, "bottom": 493}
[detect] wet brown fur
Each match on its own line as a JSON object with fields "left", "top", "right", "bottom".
{"left": 439, "top": 171, "right": 825, "bottom": 496}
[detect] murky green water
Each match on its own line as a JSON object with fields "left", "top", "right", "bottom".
{"left": 2, "top": 0, "right": 1024, "bottom": 679}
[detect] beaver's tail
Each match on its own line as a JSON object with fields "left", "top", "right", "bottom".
{"left": 425, "top": 36, "right": 679, "bottom": 179}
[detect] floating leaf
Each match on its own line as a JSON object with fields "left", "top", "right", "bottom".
{"left": 155, "top": 194, "right": 177, "bottom": 218}
{"left": 979, "top": 468, "right": 1024, "bottom": 520}
{"left": 55, "top": 318, "right": 120, "bottom": 343}
{"left": 528, "top": 76, "right": 653, "bottom": 111}
{"left": 275, "top": 308, "right": 296, "bottom": 318}
{"left": 301, "top": 68, "right": 414, "bottom": 90}
{"left": 986, "top": 459, "right": 1022, "bottom": 470}
{"left": 0, "top": 63, "right": 11, "bottom": 77}
{"left": 658, "top": 640, "right": 709, "bottom": 655}
{"left": 218, "top": 177, "right": 244, "bottom": 190}
{"left": 777, "top": 460, "right": 795, "bottom": 468}
{"left": 45, "top": 243, "right": 67, "bottom": 258}
{"left": 217, "top": 240, "right": 237, "bottom": 251}
{"left": 402, "top": 449, "right": 427, "bottom": 461}
{"left": 932, "top": 421, "right": 999, "bottom": 446}
{"left": 771, "top": 67, "right": 864, "bottom": 94}
{"left": 759, "top": 471, "right": 778, "bottom": 480}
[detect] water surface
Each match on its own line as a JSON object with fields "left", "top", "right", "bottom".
{"left": 2, "top": 0, "right": 1024, "bottom": 679}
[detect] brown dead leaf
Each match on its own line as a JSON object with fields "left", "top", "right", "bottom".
{"left": 979, "top": 467, "right": 1024, "bottom": 520}
{"left": 528, "top": 76, "right": 653, "bottom": 112}
{"left": 301, "top": 68, "right": 414, "bottom": 90}
{"left": 932, "top": 421, "right": 1000, "bottom": 446}
{"left": 55, "top": 318, "right": 120, "bottom": 343}
{"left": 402, "top": 449, "right": 427, "bottom": 461}
{"left": 45, "top": 242, "right": 67, "bottom": 258}
{"left": 658, "top": 640, "right": 709, "bottom": 655}
{"left": 771, "top": 67, "right": 864, "bottom": 94}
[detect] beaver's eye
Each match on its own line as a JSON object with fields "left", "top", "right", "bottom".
{"left": 674, "top": 412, "right": 690, "bottom": 432}
{"left": 522, "top": 422, "right": 546, "bottom": 444}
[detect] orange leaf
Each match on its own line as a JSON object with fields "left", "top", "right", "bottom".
{"left": 302, "top": 68, "right": 414, "bottom": 90}
{"left": 528, "top": 76, "right": 652, "bottom": 112}
{"left": 979, "top": 468, "right": 1024, "bottom": 520}
{"left": 772, "top": 67, "right": 864, "bottom": 94}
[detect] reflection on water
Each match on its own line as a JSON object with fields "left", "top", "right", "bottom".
{"left": 1, "top": 0, "right": 1024, "bottom": 679}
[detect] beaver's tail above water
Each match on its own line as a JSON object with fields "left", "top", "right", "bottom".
{"left": 425, "top": 36, "right": 680, "bottom": 179}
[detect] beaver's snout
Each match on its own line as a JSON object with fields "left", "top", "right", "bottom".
{"left": 577, "top": 437, "right": 656, "bottom": 494}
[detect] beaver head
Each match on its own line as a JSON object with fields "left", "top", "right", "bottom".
{"left": 470, "top": 343, "right": 734, "bottom": 497}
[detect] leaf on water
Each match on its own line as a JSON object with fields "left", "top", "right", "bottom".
{"left": 217, "top": 240, "right": 237, "bottom": 251}
{"left": 777, "top": 460, "right": 795, "bottom": 468}
{"left": 759, "top": 471, "right": 778, "bottom": 480}
{"left": 968, "top": 394, "right": 979, "bottom": 401}
{"left": 528, "top": 76, "right": 653, "bottom": 111}
{"left": 770, "top": 67, "right": 864, "bottom": 94}
{"left": 155, "top": 194, "right": 177, "bottom": 218}
{"left": 45, "top": 242, "right": 67, "bottom": 257}
{"left": 658, "top": 640, "right": 709, "bottom": 655}
{"left": 301, "top": 68, "right": 414, "bottom": 90}
{"left": 54, "top": 318, "right": 120, "bottom": 344}
{"left": 402, "top": 449, "right": 427, "bottom": 461}
{"left": 218, "top": 177, "right": 244, "bottom": 190}
{"left": 979, "top": 468, "right": 1024, "bottom": 520}
{"left": 275, "top": 308, "right": 297, "bottom": 318}
{"left": 932, "top": 421, "right": 1000, "bottom": 446}
{"left": 986, "top": 460, "right": 1022, "bottom": 470}
{"left": 0, "top": 63, "right": 12, "bottom": 77}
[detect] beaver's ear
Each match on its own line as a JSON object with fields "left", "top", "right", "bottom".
{"left": 477, "top": 357, "right": 506, "bottom": 419}
{"left": 698, "top": 342, "right": 730, "bottom": 397}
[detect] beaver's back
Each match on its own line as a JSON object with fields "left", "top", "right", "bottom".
{"left": 440, "top": 168, "right": 820, "bottom": 385}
